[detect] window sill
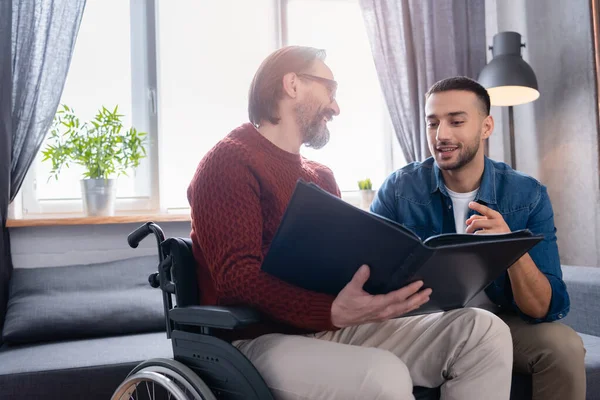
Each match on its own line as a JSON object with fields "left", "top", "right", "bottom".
{"left": 7, "top": 192, "right": 369, "bottom": 228}
{"left": 6, "top": 211, "right": 191, "bottom": 228}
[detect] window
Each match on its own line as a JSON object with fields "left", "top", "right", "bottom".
{"left": 286, "top": 0, "right": 394, "bottom": 193}
{"left": 155, "top": 0, "right": 278, "bottom": 210}
{"left": 17, "top": 0, "right": 400, "bottom": 216}
{"left": 20, "top": 0, "right": 154, "bottom": 215}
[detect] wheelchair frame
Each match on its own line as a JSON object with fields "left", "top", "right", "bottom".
{"left": 121, "top": 222, "right": 275, "bottom": 400}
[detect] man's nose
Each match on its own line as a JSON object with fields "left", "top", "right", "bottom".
{"left": 436, "top": 122, "right": 451, "bottom": 141}
{"left": 331, "top": 100, "right": 340, "bottom": 116}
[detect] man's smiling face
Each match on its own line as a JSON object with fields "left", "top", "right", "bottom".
{"left": 425, "top": 90, "right": 489, "bottom": 171}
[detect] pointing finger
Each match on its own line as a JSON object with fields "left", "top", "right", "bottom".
{"left": 468, "top": 202, "right": 499, "bottom": 218}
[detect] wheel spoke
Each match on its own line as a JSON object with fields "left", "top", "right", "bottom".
{"left": 113, "top": 361, "right": 210, "bottom": 400}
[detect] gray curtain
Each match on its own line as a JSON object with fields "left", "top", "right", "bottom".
{"left": 0, "top": 0, "right": 86, "bottom": 333}
{"left": 10, "top": 0, "right": 87, "bottom": 200}
{"left": 359, "top": 0, "right": 487, "bottom": 163}
{"left": 0, "top": 0, "right": 13, "bottom": 335}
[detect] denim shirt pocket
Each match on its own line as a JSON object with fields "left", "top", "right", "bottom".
{"left": 396, "top": 195, "right": 438, "bottom": 242}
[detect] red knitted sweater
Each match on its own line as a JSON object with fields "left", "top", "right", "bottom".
{"left": 187, "top": 123, "right": 340, "bottom": 340}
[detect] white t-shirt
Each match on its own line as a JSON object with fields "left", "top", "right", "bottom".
{"left": 444, "top": 186, "right": 478, "bottom": 234}
{"left": 445, "top": 185, "right": 499, "bottom": 313}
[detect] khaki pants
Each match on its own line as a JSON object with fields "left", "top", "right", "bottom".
{"left": 234, "top": 308, "right": 513, "bottom": 400}
{"left": 500, "top": 313, "right": 587, "bottom": 400}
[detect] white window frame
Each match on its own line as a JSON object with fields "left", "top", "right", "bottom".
{"left": 16, "top": 0, "right": 401, "bottom": 217}
{"left": 19, "top": 0, "right": 160, "bottom": 216}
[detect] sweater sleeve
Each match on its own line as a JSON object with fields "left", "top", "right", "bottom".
{"left": 188, "top": 152, "right": 337, "bottom": 332}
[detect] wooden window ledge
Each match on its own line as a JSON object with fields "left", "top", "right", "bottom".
{"left": 6, "top": 212, "right": 191, "bottom": 228}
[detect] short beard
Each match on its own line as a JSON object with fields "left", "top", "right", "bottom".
{"left": 437, "top": 134, "right": 481, "bottom": 171}
{"left": 294, "top": 100, "right": 331, "bottom": 150}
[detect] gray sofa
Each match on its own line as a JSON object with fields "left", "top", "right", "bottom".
{"left": 0, "top": 256, "right": 172, "bottom": 400}
{"left": 560, "top": 265, "right": 600, "bottom": 398}
{"left": 0, "top": 256, "right": 598, "bottom": 399}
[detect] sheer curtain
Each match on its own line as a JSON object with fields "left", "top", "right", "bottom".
{"left": 10, "top": 0, "right": 87, "bottom": 199}
{"left": 0, "top": 0, "right": 86, "bottom": 333}
{"left": 359, "top": 0, "right": 487, "bottom": 163}
{"left": 0, "top": 0, "right": 12, "bottom": 334}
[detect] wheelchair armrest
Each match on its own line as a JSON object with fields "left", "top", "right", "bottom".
{"left": 169, "top": 305, "right": 262, "bottom": 330}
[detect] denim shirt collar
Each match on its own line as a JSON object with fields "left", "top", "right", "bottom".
{"left": 431, "top": 156, "right": 497, "bottom": 205}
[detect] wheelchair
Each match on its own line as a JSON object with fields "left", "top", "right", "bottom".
{"left": 111, "top": 222, "right": 441, "bottom": 400}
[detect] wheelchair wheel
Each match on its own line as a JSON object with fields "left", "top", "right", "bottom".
{"left": 111, "top": 358, "right": 217, "bottom": 400}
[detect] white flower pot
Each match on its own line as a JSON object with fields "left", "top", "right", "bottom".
{"left": 360, "top": 189, "right": 375, "bottom": 210}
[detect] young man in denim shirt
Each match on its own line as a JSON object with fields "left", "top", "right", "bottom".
{"left": 371, "top": 77, "right": 586, "bottom": 400}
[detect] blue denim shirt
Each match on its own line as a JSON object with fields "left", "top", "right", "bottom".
{"left": 370, "top": 156, "right": 569, "bottom": 323}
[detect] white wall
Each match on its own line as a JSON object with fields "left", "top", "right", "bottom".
{"left": 9, "top": 221, "right": 192, "bottom": 268}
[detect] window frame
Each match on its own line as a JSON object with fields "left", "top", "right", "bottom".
{"left": 18, "top": 0, "right": 160, "bottom": 216}
{"left": 16, "top": 0, "right": 401, "bottom": 217}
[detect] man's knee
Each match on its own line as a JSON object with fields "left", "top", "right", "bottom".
{"left": 451, "top": 308, "right": 513, "bottom": 364}
{"left": 356, "top": 348, "right": 415, "bottom": 400}
{"left": 535, "top": 322, "right": 585, "bottom": 371}
{"left": 453, "top": 308, "right": 512, "bottom": 344}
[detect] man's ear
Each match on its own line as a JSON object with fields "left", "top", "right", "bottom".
{"left": 482, "top": 115, "right": 494, "bottom": 140}
{"left": 282, "top": 72, "right": 298, "bottom": 99}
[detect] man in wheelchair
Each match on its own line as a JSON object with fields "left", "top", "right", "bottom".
{"left": 185, "top": 46, "right": 514, "bottom": 399}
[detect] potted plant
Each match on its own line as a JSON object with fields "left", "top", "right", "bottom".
{"left": 358, "top": 178, "right": 375, "bottom": 209}
{"left": 41, "top": 104, "right": 147, "bottom": 216}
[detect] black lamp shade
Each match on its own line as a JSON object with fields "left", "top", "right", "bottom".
{"left": 478, "top": 32, "right": 539, "bottom": 106}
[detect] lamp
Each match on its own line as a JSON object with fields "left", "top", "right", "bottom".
{"left": 478, "top": 31, "right": 539, "bottom": 169}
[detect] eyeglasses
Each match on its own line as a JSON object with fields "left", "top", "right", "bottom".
{"left": 297, "top": 73, "right": 338, "bottom": 101}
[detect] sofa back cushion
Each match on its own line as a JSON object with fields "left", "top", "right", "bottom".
{"left": 561, "top": 264, "right": 600, "bottom": 337}
{"left": 0, "top": 229, "right": 11, "bottom": 347}
{"left": 1, "top": 255, "right": 165, "bottom": 344}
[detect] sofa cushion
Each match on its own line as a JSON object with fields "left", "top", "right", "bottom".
{"left": 1, "top": 255, "right": 165, "bottom": 344}
{"left": 562, "top": 265, "right": 600, "bottom": 337}
{"left": 580, "top": 332, "right": 600, "bottom": 400}
{"left": 0, "top": 331, "right": 172, "bottom": 400}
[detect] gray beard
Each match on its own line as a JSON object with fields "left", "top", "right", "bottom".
{"left": 294, "top": 102, "right": 330, "bottom": 150}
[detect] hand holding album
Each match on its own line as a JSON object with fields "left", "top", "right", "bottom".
{"left": 330, "top": 265, "right": 432, "bottom": 327}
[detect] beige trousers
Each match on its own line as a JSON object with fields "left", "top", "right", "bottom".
{"left": 500, "top": 313, "right": 587, "bottom": 400}
{"left": 233, "top": 308, "right": 513, "bottom": 400}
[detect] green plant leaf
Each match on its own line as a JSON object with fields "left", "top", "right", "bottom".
{"left": 358, "top": 178, "right": 372, "bottom": 190}
{"left": 41, "top": 103, "right": 148, "bottom": 182}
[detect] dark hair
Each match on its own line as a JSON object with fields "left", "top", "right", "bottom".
{"left": 248, "top": 46, "right": 326, "bottom": 126}
{"left": 425, "top": 76, "right": 491, "bottom": 115}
